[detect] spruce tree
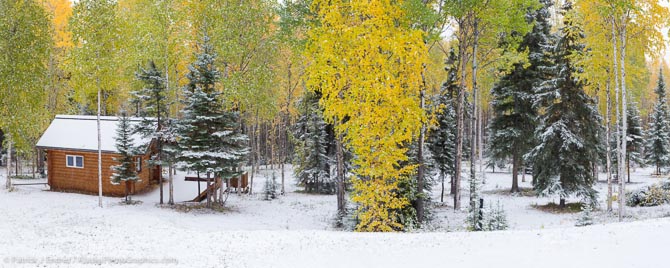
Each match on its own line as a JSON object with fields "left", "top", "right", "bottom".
{"left": 293, "top": 90, "right": 332, "bottom": 194}
{"left": 111, "top": 111, "right": 140, "bottom": 203}
{"left": 645, "top": 71, "right": 670, "bottom": 175}
{"left": 133, "top": 60, "right": 168, "bottom": 135}
{"left": 488, "top": 0, "right": 552, "bottom": 193}
{"left": 133, "top": 60, "right": 169, "bottom": 204}
{"left": 428, "top": 48, "right": 472, "bottom": 199}
{"left": 526, "top": 2, "right": 601, "bottom": 207}
{"left": 175, "top": 33, "right": 249, "bottom": 207}
{"left": 626, "top": 100, "right": 644, "bottom": 181}
{"left": 428, "top": 48, "right": 458, "bottom": 203}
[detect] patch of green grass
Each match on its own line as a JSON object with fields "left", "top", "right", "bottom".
{"left": 531, "top": 202, "right": 583, "bottom": 214}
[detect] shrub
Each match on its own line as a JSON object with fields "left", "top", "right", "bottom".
{"left": 626, "top": 183, "right": 670, "bottom": 207}
{"left": 263, "top": 173, "right": 278, "bottom": 201}
{"left": 575, "top": 203, "right": 594, "bottom": 227}
{"left": 485, "top": 201, "right": 509, "bottom": 231}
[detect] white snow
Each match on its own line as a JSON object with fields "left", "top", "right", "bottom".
{"left": 1, "top": 165, "right": 670, "bottom": 267}
{"left": 36, "top": 115, "right": 153, "bottom": 153}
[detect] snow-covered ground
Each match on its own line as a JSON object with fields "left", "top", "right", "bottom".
{"left": 1, "top": 165, "right": 669, "bottom": 267}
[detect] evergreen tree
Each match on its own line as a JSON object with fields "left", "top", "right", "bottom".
{"left": 526, "top": 2, "right": 601, "bottom": 208}
{"left": 263, "top": 172, "right": 278, "bottom": 200}
{"left": 133, "top": 60, "right": 169, "bottom": 204}
{"left": 110, "top": 111, "right": 140, "bottom": 203}
{"left": 428, "top": 48, "right": 472, "bottom": 199}
{"left": 488, "top": 0, "right": 552, "bottom": 193}
{"left": 133, "top": 60, "right": 167, "bottom": 134}
{"left": 485, "top": 201, "right": 509, "bottom": 231}
{"left": 399, "top": 140, "right": 436, "bottom": 229}
{"left": 293, "top": 90, "right": 332, "bottom": 194}
{"left": 626, "top": 100, "right": 644, "bottom": 181}
{"left": 575, "top": 202, "right": 594, "bottom": 227}
{"left": 466, "top": 170, "right": 484, "bottom": 231}
{"left": 645, "top": 71, "right": 670, "bottom": 175}
{"left": 428, "top": 48, "right": 458, "bottom": 203}
{"left": 175, "top": 33, "right": 249, "bottom": 207}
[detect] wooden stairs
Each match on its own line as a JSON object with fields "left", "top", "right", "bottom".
{"left": 191, "top": 178, "right": 222, "bottom": 202}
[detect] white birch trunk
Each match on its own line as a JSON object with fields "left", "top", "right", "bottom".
{"left": 470, "top": 18, "right": 479, "bottom": 198}
{"left": 612, "top": 18, "right": 622, "bottom": 218}
{"left": 606, "top": 78, "right": 613, "bottom": 212}
{"left": 619, "top": 21, "right": 628, "bottom": 221}
{"left": 97, "top": 78, "right": 103, "bottom": 208}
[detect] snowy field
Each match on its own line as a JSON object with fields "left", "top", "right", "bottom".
{"left": 1, "top": 165, "right": 670, "bottom": 267}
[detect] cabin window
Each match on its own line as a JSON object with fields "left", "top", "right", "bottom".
{"left": 66, "top": 155, "right": 84, "bottom": 168}
{"left": 136, "top": 157, "right": 142, "bottom": 172}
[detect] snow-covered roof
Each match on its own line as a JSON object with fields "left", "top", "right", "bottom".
{"left": 36, "top": 115, "right": 155, "bottom": 153}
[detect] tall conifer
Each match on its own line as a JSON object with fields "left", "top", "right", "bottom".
{"left": 527, "top": 2, "right": 601, "bottom": 207}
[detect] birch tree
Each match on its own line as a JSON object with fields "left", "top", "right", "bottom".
{"left": 306, "top": 0, "right": 427, "bottom": 231}
{"left": 0, "top": 0, "right": 52, "bottom": 188}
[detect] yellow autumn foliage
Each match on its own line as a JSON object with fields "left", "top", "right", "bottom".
{"left": 305, "top": 0, "right": 427, "bottom": 232}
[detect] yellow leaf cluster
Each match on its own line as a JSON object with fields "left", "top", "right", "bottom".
{"left": 43, "top": 0, "right": 73, "bottom": 49}
{"left": 305, "top": 0, "right": 427, "bottom": 232}
{"left": 351, "top": 177, "right": 409, "bottom": 232}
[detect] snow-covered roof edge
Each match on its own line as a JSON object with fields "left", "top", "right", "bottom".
{"left": 36, "top": 115, "right": 157, "bottom": 154}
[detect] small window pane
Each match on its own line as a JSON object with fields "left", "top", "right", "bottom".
{"left": 75, "top": 156, "right": 83, "bottom": 167}
{"left": 67, "top": 156, "right": 73, "bottom": 167}
{"left": 136, "top": 158, "right": 141, "bottom": 172}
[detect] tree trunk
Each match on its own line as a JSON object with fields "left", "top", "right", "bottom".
{"left": 249, "top": 113, "right": 258, "bottom": 194}
{"left": 159, "top": 166, "right": 164, "bottom": 204}
{"left": 336, "top": 132, "right": 346, "bottom": 218}
{"left": 612, "top": 18, "right": 623, "bottom": 221}
{"left": 97, "top": 77, "right": 103, "bottom": 208}
{"left": 606, "top": 76, "right": 613, "bottom": 212}
{"left": 254, "top": 117, "right": 261, "bottom": 193}
{"left": 168, "top": 163, "right": 174, "bottom": 205}
{"left": 280, "top": 113, "right": 286, "bottom": 195}
{"left": 32, "top": 149, "right": 36, "bottom": 179}
{"left": 627, "top": 155, "right": 630, "bottom": 183}
{"left": 454, "top": 16, "right": 470, "bottom": 210}
{"left": 619, "top": 20, "right": 628, "bottom": 222}
{"left": 5, "top": 139, "right": 11, "bottom": 189}
{"left": 416, "top": 84, "right": 426, "bottom": 223}
{"left": 206, "top": 173, "right": 212, "bottom": 208}
{"left": 468, "top": 17, "right": 479, "bottom": 204}
{"left": 125, "top": 181, "right": 129, "bottom": 204}
{"left": 440, "top": 171, "right": 445, "bottom": 203}
{"left": 164, "top": 39, "right": 171, "bottom": 205}
{"left": 511, "top": 153, "right": 519, "bottom": 193}
{"left": 559, "top": 198, "right": 566, "bottom": 209}
{"left": 450, "top": 170, "right": 456, "bottom": 195}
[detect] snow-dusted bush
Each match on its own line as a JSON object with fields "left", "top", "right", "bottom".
{"left": 263, "top": 173, "right": 278, "bottom": 201}
{"left": 575, "top": 203, "right": 594, "bottom": 227}
{"left": 467, "top": 199, "right": 509, "bottom": 232}
{"left": 660, "top": 180, "right": 670, "bottom": 191}
{"left": 485, "top": 201, "right": 509, "bottom": 231}
{"left": 626, "top": 184, "right": 669, "bottom": 207}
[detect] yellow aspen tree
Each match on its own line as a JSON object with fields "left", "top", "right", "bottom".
{"left": 43, "top": 0, "right": 74, "bottom": 116}
{"left": 305, "top": 0, "right": 427, "bottom": 232}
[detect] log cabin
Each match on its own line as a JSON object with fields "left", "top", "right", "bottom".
{"left": 36, "top": 115, "right": 160, "bottom": 197}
